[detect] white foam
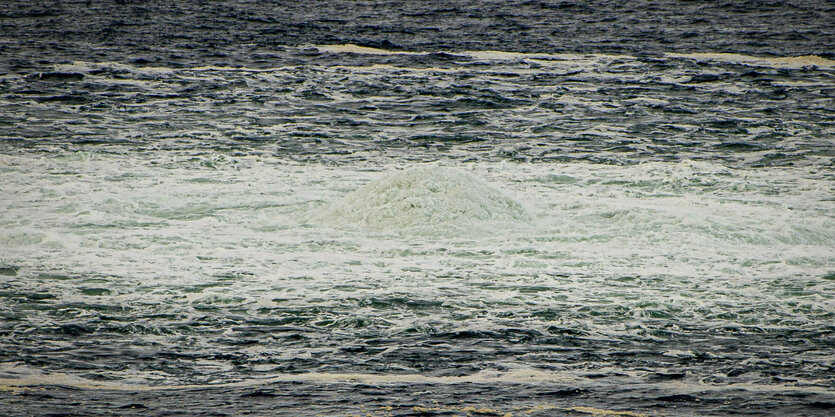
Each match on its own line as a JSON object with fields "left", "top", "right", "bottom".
{"left": 0, "top": 365, "right": 584, "bottom": 390}
{"left": 313, "top": 43, "right": 631, "bottom": 63}
{"left": 2, "top": 366, "right": 831, "bottom": 396}
{"left": 666, "top": 53, "right": 835, "bottom": 69}
{"left": 315, "top": 44, "right": 426, "bottom": 56}
{"left": 1, "top": 153, "right": 833, "bottom": 388}
{"left": 315, "top": 165, "right": 531, "bottom": 233}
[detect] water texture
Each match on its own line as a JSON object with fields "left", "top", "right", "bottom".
{"left": 0, "top": 1, "right": 833, "bottom": 416}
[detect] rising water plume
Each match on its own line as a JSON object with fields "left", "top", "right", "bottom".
{"left": 317, "top": 165, "right": 530, "bottom": 234}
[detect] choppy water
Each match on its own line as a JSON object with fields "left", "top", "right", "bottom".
{"left": 1, "top": 1, "right": 834, "bottom": 416}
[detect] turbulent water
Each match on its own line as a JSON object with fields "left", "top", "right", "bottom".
{"left": 1, "top": 1, "right": 834, "bottom": 416}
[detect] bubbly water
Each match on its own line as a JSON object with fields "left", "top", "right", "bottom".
{"left": 1, "top": 1, "right": 834, "bottom": 416}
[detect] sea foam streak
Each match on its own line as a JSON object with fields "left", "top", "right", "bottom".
{"left": 316, "top": 43, "right": 834, "bottom": 69}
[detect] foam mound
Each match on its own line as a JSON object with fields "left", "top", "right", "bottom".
{"left": 318, "top": 165, "right": 530, "bottom": 233}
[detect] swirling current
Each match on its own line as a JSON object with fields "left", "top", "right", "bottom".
{"left": 1, "top": 1, "right": 833, "bottom": 416}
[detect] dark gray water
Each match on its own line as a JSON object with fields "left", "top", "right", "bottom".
{"left": 2, "top": 0, "right": 833, "bottom": 71}
{"left": 1, "top": 1, "right": 834, "bottom": 416}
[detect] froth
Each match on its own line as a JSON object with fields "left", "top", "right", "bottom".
{"left": 316, "top": 165, "right": 530, "bottom": 234}
{"left": 666, "top": 53, "right": 835, "bottom": 69}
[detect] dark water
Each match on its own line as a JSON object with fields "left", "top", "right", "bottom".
{"left": 1, "top": 1, "right": 834, "bottom": 416}
{"left": 2, "top": 0, "right": 834, "bottom": 71}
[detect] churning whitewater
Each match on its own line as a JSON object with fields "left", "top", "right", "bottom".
{"left": 1, "top": 151, "right": 833, "bottom": 415}
{"left": 317, "top": 165, "right": 530, "bottom": 233}
{"left": 1, "top": 1, "right": 834, "bottom": 415}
